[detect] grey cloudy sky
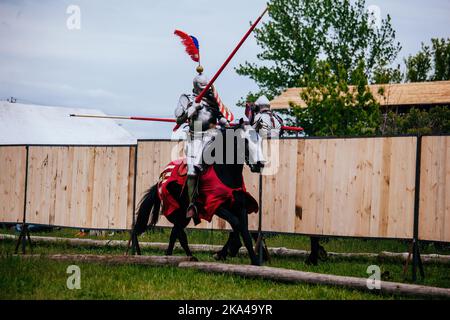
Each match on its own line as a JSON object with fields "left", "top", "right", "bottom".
{"left": 0, "top": 0, "right": 449, "bottom": 138}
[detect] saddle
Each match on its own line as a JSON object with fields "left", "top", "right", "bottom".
{"left": 177, "top": 160, "right": 188, "bottom": 177}
{"left": 158, "top": 159, "right": 258, "bottom": 223}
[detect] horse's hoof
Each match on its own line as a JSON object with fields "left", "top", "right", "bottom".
{"left": 381, "top": 271, "right": 392, "bottom": 281}
{"left": 318, "top": 246, "right": 328, "bottom": 261}
{"left": 228, "top": 250, "right": 239, "bottom": 258}
{"left": 189, "top": 256, "right": 199, "bottom": 262}
{"left": 305, "top": 255, "right": 318, "bottom": 266}
{"left": 250, "top": 256, "right": 262, "bottom": 266}
{"left": 213, "top": 252, "right": 226, "bottom": 261}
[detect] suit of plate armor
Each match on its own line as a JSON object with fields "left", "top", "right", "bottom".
{"left": 251, "top": 95, "right": 283, "bottom": 139}
{"left": 174, "top": 72, "right": 228, "bottom": 222}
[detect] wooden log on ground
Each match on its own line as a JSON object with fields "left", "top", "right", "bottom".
{"left": 17, "top": 254, "right": 195, "bottom": 266}
{"left": 0, "top": 234, "right": 220, "bottom": 251}
{"left": 179, "top": 262, "right": 450, "bottom": 299}
{"left": 1, "top": 234, "right": 449, "bottom": 264}
{"left": 1, "top": 234, "right": 137, "bottom": 248}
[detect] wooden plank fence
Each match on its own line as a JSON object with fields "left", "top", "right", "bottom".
{"left": 0, "top": 146, "right": 27, "bottom": 224}
{"left": 295, "top": 137, "right": 416, "bottom": 239}
{"left": 0, "top": 136, "right": 448, "bottom": 242}
{"left": 419, "top": 136, "right": 450, "bottom": 242}
{"left": 0, "top": 146, "right": 136, "bottom": 230}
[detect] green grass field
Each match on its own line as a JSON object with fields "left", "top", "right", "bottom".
{"left": 1, "top": 227, "right": 449, "bottom": 300}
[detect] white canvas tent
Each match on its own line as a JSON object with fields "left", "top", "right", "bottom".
{"left": 0, "top": 101, "right": 137, "bottom": 145}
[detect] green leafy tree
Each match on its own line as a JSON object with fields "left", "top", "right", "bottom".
{"left": 236, "top": 0, "right": 401, "bottom": 99}
{"left": 380, "top": 38, "right": 450, "bottom": 135}
{"left": 373, "top": 64, "right": 403, "bottom": 84}
{"left": 291, "top": 61, "right": 381, "bottom": 136}
{"left": 431, "top": 38, "right": 450, "bottom": 81}
{"left": 380, "top": 106, "right": 450, "bottom": 135}
{"left": 404, "top": 43, "right": 432, "bottom": 82}
{"left": 429, "top": 106, "right": 450, "bottom": 133}
{"left": 404, "top": 38, "right": 450, "bottom": 82}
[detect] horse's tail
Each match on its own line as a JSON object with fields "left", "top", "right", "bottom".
{"left": 134, "top": 184, "right": 161, "bottom": 235}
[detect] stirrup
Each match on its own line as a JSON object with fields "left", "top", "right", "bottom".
{"left": 187, "top": 203, "right": 201, "bottom": 226}
{"left": 186, "top": 203, "right": 197, "bottom": 218}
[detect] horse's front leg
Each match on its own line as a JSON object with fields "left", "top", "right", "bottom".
{"left": 165, "top": 226, "right": 177, "bottom": 256}
{"left": 238, "top": 206, "right": 260, "bottom": 266}
{"left": 214, "top": 231, "right": 241, "bottom": 261}
{"left": 227, "top": 231, "right": 242, "bottom": 257}
{"left": 216, "top": 207, "right": 259, "bottom": 266}
{"left": 214, "top": 232, "right": 231, "bottom": 261}
{"left": 306, "top": 236, "right": 320, "bottom": 265}
{"left": 177, "top": 226, "right": 197, "bottom": 260}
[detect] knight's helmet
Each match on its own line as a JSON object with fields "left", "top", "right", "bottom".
{"left": 254, "top": 95, "right": 271, "bottom": 111}
{"left": 193, "top": 65, "right": 209, "bottom": 95}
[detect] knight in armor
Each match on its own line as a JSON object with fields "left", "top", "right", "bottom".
{"left": 174, "top": 66, "right": 229, "bottom": 224}
{"left": 248, "top": 95, "right": 283, "bottom": 139}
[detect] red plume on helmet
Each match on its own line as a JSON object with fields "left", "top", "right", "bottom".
{"left": 174, "top": 30, "right": 200, "bottom": 63}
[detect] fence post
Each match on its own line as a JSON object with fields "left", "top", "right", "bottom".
{"left": 131, "top": 145, "right": 141, "bottom": 255}
{"left": 14, "top": 145, "right": 32, "bottom": 254}
{"left": 257, "top": 172, "right": 263, "bottom": 265}
{"left": 412, "top": 135, "right": 425, "bottom": 281}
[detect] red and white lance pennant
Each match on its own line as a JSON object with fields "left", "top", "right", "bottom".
{"left": 212, "top": 86, "right": 234, "bottom": 122}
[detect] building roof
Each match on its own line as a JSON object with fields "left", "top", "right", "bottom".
{"left": 0, "top": 102, "right": 137, "bottom": 145}
{"left": 270, "top": 80, "right": 450, "bottom": 110}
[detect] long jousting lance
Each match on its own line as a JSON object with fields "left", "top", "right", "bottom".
{"left": 69, "top": 113, "right": 304, "bottom": 132}
{"left": 194, "top": 6, "right": 268, "bottom": 104}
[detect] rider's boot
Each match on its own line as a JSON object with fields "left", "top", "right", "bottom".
{"left": 186, "top": 174, "right": 201, "bottom": 225}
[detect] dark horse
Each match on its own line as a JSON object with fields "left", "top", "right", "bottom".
{"left": 132, "top": 124, "right": 264, "bottom": 265}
